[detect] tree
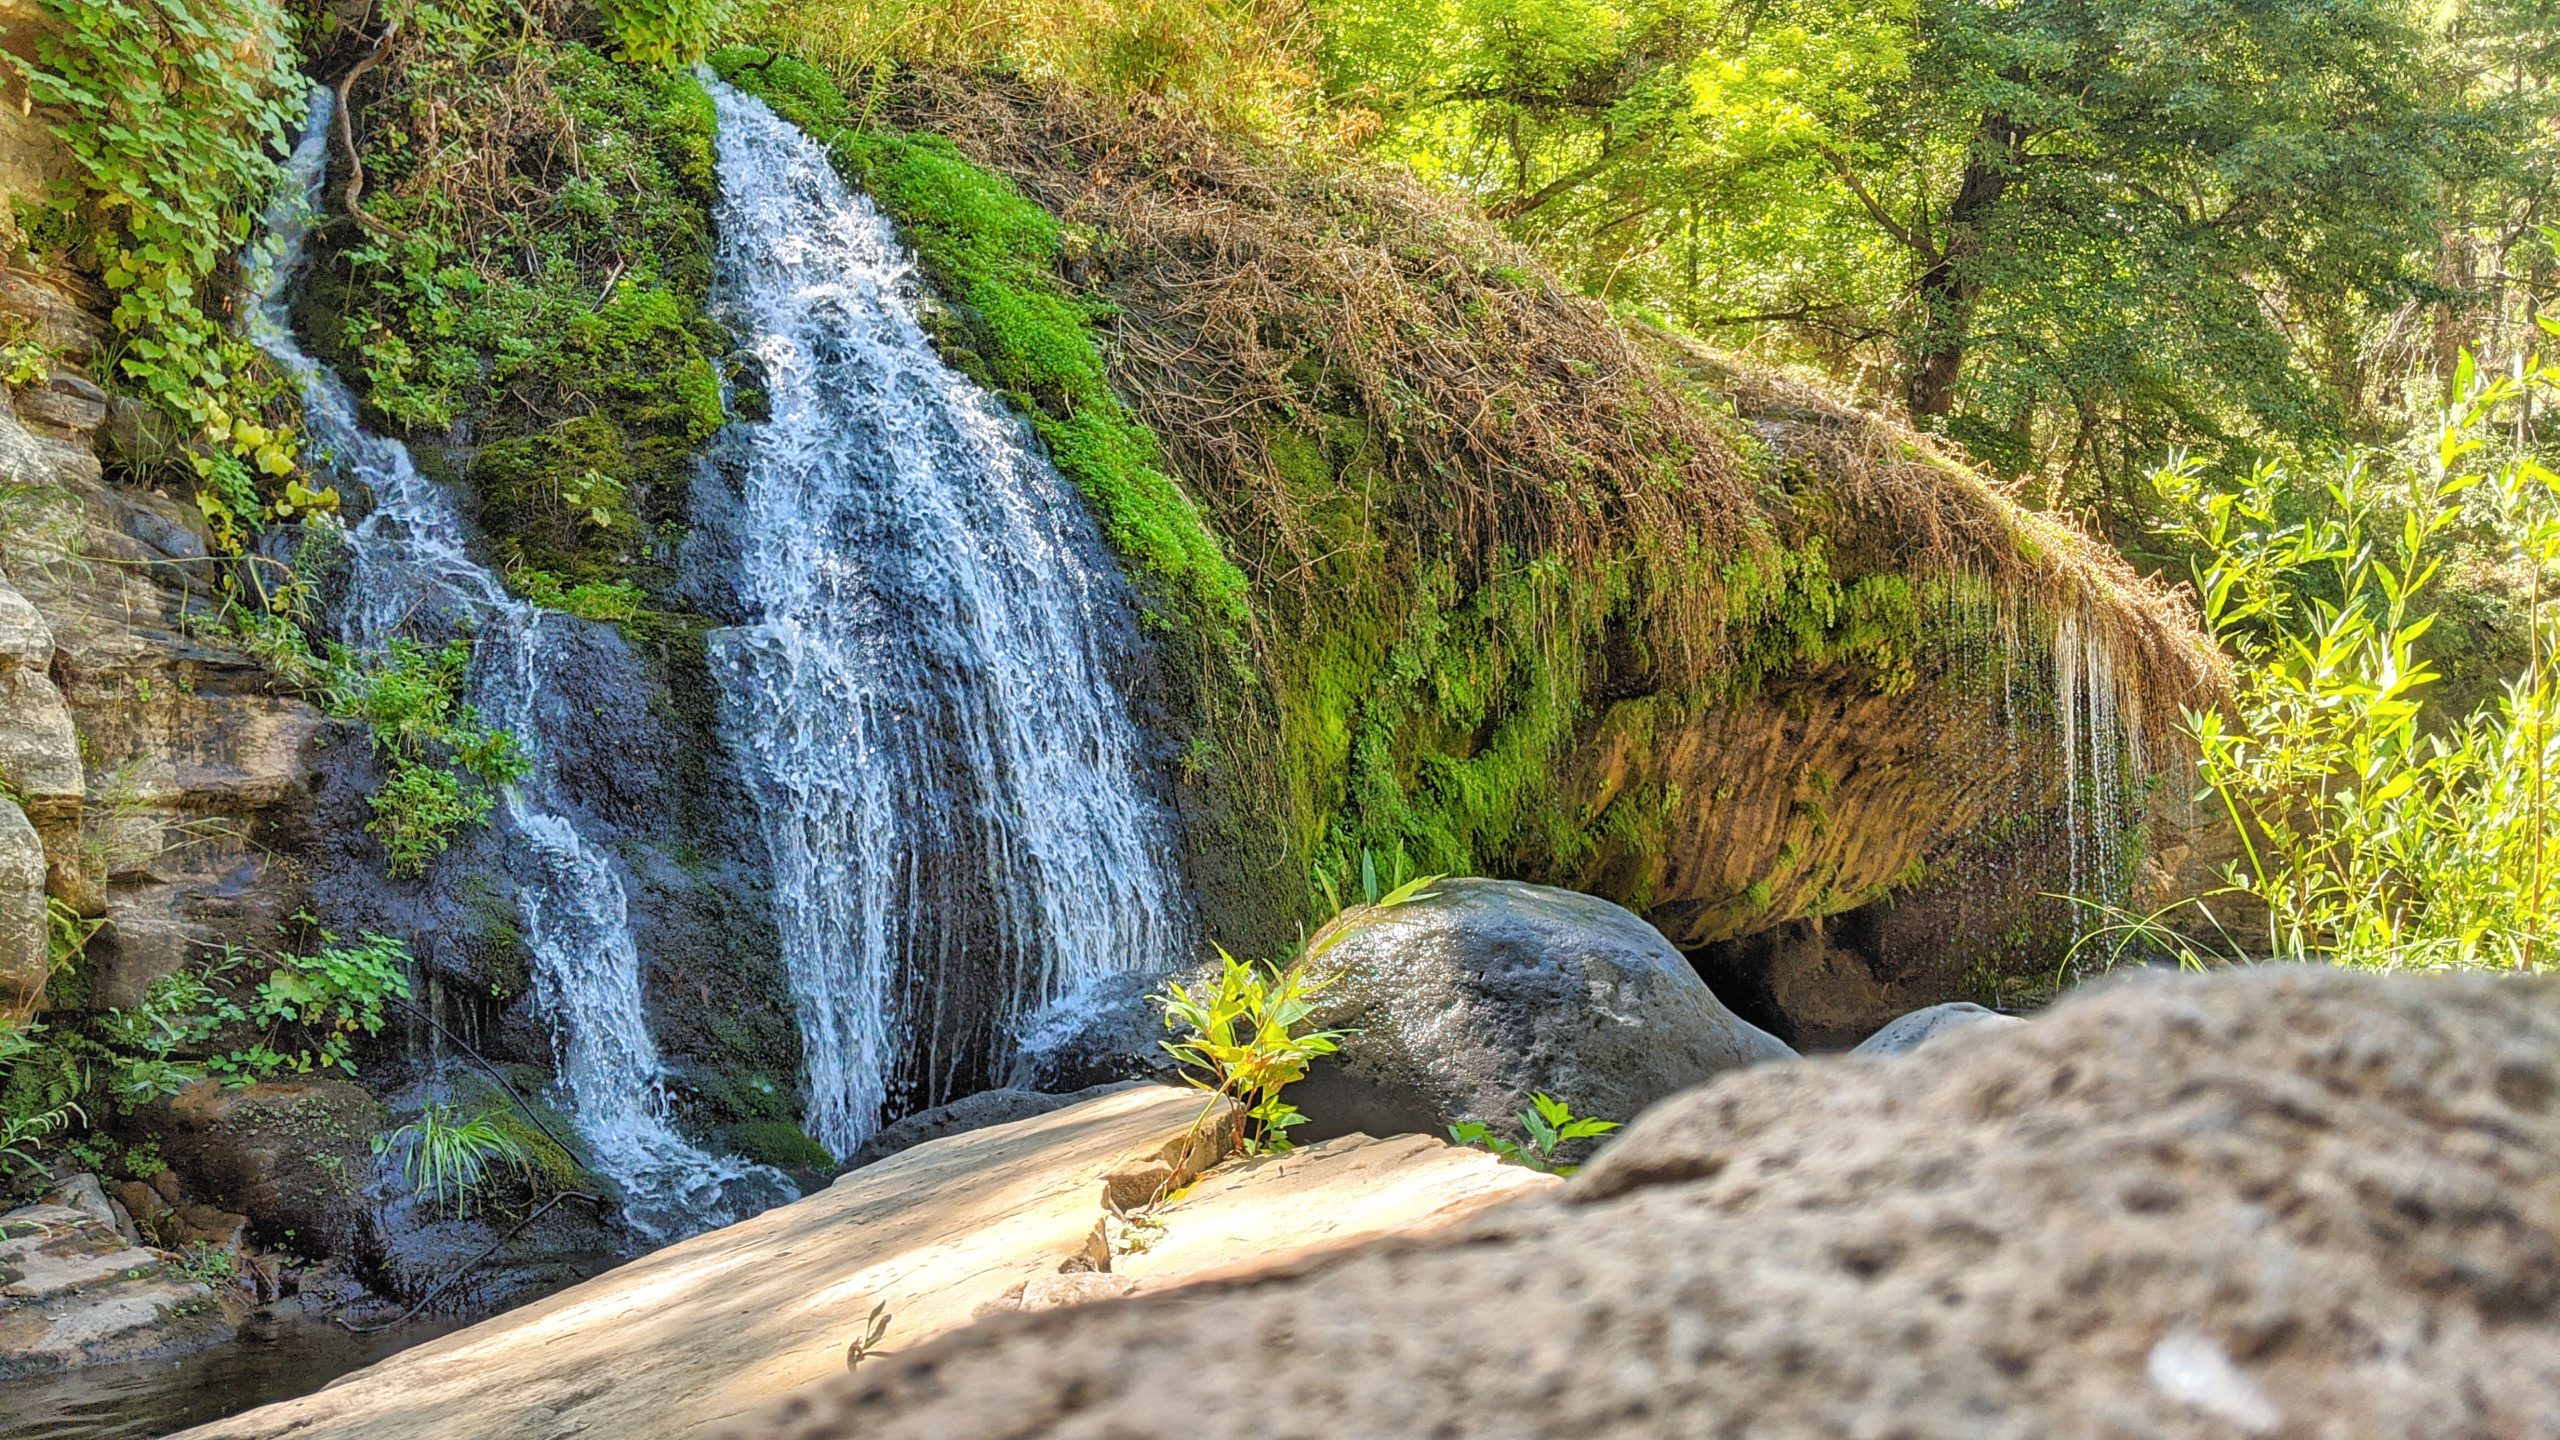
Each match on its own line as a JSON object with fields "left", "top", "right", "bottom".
{"left": 1326, "top": 0, "right": 2518, "bottom": 504}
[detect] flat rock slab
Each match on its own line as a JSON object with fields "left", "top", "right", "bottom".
{"left": 0, "top": 1202, "right": 224, "bottom": 1377}
{"left": 180, "top": 1084, "right": 1549, "bottom": 1440}
{"left": 1118, "top": 1131, "right": 1550, "bottom": 1289}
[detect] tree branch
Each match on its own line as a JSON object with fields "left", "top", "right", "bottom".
{"left": 1819, "top": 146, "right": 1934, "bottom": 261}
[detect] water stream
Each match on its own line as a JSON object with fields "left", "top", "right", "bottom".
{"left": 699, "top": 78, "right": 1195, "bottom": 1156}
{"left": 244, "top": 84, "right": 789, "bottom": 1240}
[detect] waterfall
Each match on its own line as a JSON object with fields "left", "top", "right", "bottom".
{"left": 245, "top": 85, "right": 791, "bottom": 1241}
{"left": 700, "top": 79, "right": 1195, "bottom": 1156}
{"left": 2049, "top": 605, "right": 2149, "bottom": 924}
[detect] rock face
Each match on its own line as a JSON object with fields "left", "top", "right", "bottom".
{"left": 1291, "top": 879, "right": 1793, "bottom": 1138}
{"left": 0, "top": 267, "right": 329, "bottom": 1017}
{"left": 177, "top": 1084, "right": 1549, "bottom": 1440}
{"left": 747, "top": 968, "right": 2560, "bottom": 1440}
{"left": 0, "top": 1201, "right": 233, "bottom": 1378}
{"left": 149, "top": 1078, "right": 386, "bottom": 1259}
{"left": 1850, "top": 999, "right": 2023, "bottom": 1055}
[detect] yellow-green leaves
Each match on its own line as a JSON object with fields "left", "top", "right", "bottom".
{"left": 15, "top": 0, "right": 308, "bottom": 546}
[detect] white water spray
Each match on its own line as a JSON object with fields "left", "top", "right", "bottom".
{"left": 245, "top": 85, "right": 791, "bottom": 1240}
{"left": 701, "top": 79, "right": 1194, "bottom": 1156}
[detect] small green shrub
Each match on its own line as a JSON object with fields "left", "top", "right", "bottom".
{"left": 597, "top": 0, "right": 726, "bottom": 67}
{"left": 322, "top": 638, "right": 531, "bottom": 877}
{"left": 2145, "top": 348, "right": 2559, "bottom": 971}
{"left": 374, "top": 1103, "right": 530, "bottom": 1219}
{"left": 1157, "top": 950, "right": 1347, "bottom": 1156}
{"left": 174, "top": 1241, "right": 238, "bottom": 1285}
{"left": 1449, "top": 1092, "right": 1620, "bottom": 1177}
{"left": 510, "top": 568, "right": 647, "bottom": 623}
{"left": 96, "top": 934, "right": 414, "bottom": 1098}
{"left": 0, "top": 1020, "right": 83, "bottom": 1181}
{"left": 1157, "top": 872, "right": 1442, "bottom": 1153}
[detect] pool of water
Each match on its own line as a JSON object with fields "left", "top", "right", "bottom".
{"left": 0, "top": 1309, "right": 466, "bottom": 1440}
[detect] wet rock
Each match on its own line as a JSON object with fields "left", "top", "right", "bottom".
{"left": 0, "top": 1201, "right": 232, "bottom": 1378}
{"left": 1005, "top": 965, "right": 1208, "bottom": 1093}
{"left": 747, "top": 968, "right": 2560, "bottom": 1440}
{"left": 1851, "top": 1000, "right": 2023, "bottom": 1056}
{"left": 843, "top": 1082, "right": 1145, "bottom": 1171}
{"left": 150, "top": 1078, "right": 385, "bottom": 1258}
{"left": 1291, "top": 879, "right": 1793, "bottom": 1138}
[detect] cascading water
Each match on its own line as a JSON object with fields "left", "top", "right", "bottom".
{"left": 2052, "top": 605, "right": 2148, "bottom": 922}
{"left": 699, "top": 79, "right": 1195, "bottom": 1157}
{"left": 245, "top": 85, "right": 790, "bottom": 1240}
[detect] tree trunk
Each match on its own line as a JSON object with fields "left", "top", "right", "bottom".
{"left": 1904, "top": 112, "right": 2023, "bottom": 421}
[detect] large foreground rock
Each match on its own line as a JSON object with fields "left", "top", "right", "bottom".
{"left": 178, "top": 1084, "right": 1547, "bottom": 1440}
{"left": 1292, "top": 878, "right": 1793, "bottom": 1137}
{"left": 748, "top": 968, "right": 2560, "bottom": 1439}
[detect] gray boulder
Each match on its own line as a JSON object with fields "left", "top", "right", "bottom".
{"left": 1289, "top": 878, "right": 1793, "bottom": 1138}
{"left": 1850, "top": 1000, "right": 2023, "bottom": 1056}
{"left": 1008, "top": 880, "right": 1790, "bottom": 1141}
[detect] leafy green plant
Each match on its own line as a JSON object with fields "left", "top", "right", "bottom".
{"left": 174, "top": 1241, "right": 238, "bottom": 1285}
{"left": 1157, "top": 950, "right": 1347, "bottom": 1155}
{"left": 0, "top": 1020, "right": 83, "bottom": 1180}
{"left": 510, "top": 568, "right": 646, "bottom": 623}
{"left": 10, "top": 0, "right": 311, "bottom": 547}
{"left": 598, "top": 0, "right": 726, "bottom": 67}
{"left": 1156, "top": 872, "right": 1441, "bottom": 1154}
{"left": 2149, "top": 345, "right": 2559, "bottom": 971}
{"left": 321, "top": 638, "right": 530, "bottom": 877}
{"left": 1449, "top": 1092, "right": 1619, "bottom": 1177}
{"left": 374, "top": 1103, "right": 530, "bottom": 1219}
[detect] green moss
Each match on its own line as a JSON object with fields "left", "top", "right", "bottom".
{"left": 722, "top": 1119, "right": 836, "bottom": 1171}
{"left": 331, "top": 42, "right": 726, "bottom": 618}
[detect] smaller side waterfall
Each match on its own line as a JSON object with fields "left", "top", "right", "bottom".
{"left": 700, "top": 78, "right": 1196, "bottom": 1156}
{"left": 245, "top": 85, "right": 790, "bottom": 1240}
{"left": 2052, "top": 605, "right": 2149, "bottom": 920}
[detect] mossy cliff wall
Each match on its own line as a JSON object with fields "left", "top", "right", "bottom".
{"left": 713, "top": 53, "right": 2220, "bottom": 1003}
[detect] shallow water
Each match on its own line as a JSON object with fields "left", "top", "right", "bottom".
{"left": 0, "top": 1309, "right": 462, "bottom": 1440}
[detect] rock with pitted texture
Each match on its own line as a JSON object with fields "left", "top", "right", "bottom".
{"left": 742, "top": 968, "right": 2560, "bottom": 1440}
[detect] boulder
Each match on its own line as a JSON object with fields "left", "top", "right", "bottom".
{"left": 1850, "top": 1000, "right": 2023, "bottom": 1056}
{"left": 1290, "top": 878, "right": 1793, "bottom": 1138}
{"left": 843, "top": 1082, "right": 1144, "bottom": 1170}
{"left": 744, "top": 967, "right": 2560, "bottom": 1440}
{"left": 148, "top": 1078, "right": 386, "bottom": 1259}
{"left": 37, "top": 1173, "right": 115, "bottom": 1230}
{"left": 0, "top": 1201, "right": 232, "bottom": 1378}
